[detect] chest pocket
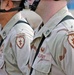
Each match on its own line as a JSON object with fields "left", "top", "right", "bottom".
{"left": 32, "top": 52, "right": 52, "bottom": 73}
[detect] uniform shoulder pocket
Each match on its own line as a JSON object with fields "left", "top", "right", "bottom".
{"left": 32, "top": 52, "right": 52, "bottom": 73}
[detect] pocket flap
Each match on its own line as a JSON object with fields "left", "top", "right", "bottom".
{"left": 32, "top": 53, "right": 52, "bottom": 73}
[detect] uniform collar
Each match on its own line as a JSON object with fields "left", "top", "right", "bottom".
{"left": 34, "top": 6, "right": 72, "bottom": 39}
{"left": 0, "top": 12, "right": 22, "bottom": 39}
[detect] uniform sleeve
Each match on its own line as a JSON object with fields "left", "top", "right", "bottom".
{"left": 16, "top": 33, "right": 31, "bottom": 73}
{"left": 10, "top": 28, "right": 33, "bottom": 74}
{"left": 59, "top": 33, "right": 74, "bottom": 75}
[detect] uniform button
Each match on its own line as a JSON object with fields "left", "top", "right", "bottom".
{"left": 46, "top": 30, "right": 50, "bottom": 34}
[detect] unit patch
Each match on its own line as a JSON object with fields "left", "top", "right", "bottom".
{"left": 68, "top": 33, "right": 74, "bottom": 48}
{"left": 40, "top": 47, "right": 45, "bottom": 52}
{"left": 59, "top": 47, "right": 67, "bottom": 61}
{"left": 16, "top": 33, "right": 25, "bottom": 49}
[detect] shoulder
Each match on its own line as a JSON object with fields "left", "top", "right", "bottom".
{"left": 12, "top": 19, "right": 33, "bottom": 33}
{"left": 9, "top": 19, "right": 34, "bottom": 39}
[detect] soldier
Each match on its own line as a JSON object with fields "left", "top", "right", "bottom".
{"left": 0, "top": 0, "right": 34, "bottom": 75}
{"left": 28, "top": 0, "right": 74, "bottom": 75}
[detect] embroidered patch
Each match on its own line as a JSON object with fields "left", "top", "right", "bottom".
{"left": 16, "top": 34, "right": 25, "bottom": 49}
{"left": 68, "top": 33, "right": 74, "bottom": 48}
{"left": 40, "top": 47, "right": 45, "bottom": 52}
{"left": 38, "top": 53, "right": 52, "bottom": 62}
{"left": 59, "top": 47, "right": 67, "bottom": 61}
{"left": 31, "top": 44, "right": 36, "bottom": 51}
{"left": 10, "top": 43, "right": 12, "bottom": 48}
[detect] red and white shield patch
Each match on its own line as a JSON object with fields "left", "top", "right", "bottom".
{"left": 68, "top": 33, "right": 74, "bottom": 48}
{"left": 16, "top": 34, "right": 25, "bottom": 49}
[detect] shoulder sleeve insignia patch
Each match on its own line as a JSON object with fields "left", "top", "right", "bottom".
{"left": 16, "top": 34, "right": 25, "bottom": 49}
{"left": 59, "top": 47, "right": 67, "bottom": 61}
{"left": 68, "top": 33, "right": 74, "bottom": 48}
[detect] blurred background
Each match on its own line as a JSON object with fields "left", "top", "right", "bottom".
{"left": 67, "top": 0, "right": 74, "bottom": 15}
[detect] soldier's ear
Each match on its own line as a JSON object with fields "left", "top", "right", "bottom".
{"left": 5, "top": 1, "right": 14, "bottom": 11}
